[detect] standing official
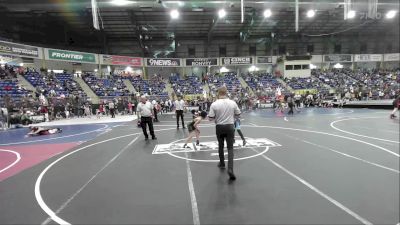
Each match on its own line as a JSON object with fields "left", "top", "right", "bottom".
{"left": 137, "top": 96, "right": 157, "bottom": 140}
{"left": 175, "top": 96, "right": 186, "bottom": 129}
{"left": 209, "top": 86, "right": 241, "bottom": 180}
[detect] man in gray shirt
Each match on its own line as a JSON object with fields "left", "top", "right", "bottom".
{"left": 209, "top": 86, "right": 241, "bottom": 180}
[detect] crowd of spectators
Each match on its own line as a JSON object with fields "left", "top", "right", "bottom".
{"left": 128, "top": 75, "right": 168, "bottom": 98}
{"left": 25, "top": 71, "right": 86, "bottom": 98}
{"left": 242, "top": 72, "right": 287, "bottom": 98}
{"left": 207, "top": 73, "right": 244, "bottom": 96}
{"left": 170, "top": 74, "right": 204, "bottom": 95}
{"left": 83, "top": 74, "right": 130, "bottom": 97}
{"left": 284, "top": 76, "right": 330, "bottom": 94}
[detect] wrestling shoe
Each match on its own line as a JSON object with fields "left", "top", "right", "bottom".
{"left": 218, "top": 162, "right": 225, "bottom": 169}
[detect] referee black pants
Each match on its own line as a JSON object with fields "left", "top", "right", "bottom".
{"left": 176, "top": 110, "right": 184, "bottom": 128}
{"left": 141, "top": 116, "right": 155, "bottom": 139}
{"left": 216, "top": 124, "right": 235, "bottom": 171}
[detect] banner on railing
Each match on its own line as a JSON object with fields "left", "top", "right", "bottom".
{"left": 0, "top": 40, "right": 41, "bottom": 58}
{"left": 221, "top": 57, "right": 253, "bottom": 65}
{"left": 185, "top": 58, "right": 218, "bottom": 66}
{"left": 146, "top": 58, "right": 181, "bottom": 67}
{"left": 354, "top": 54, "right": 383, "bottom": 62}
{"left": 101, "top": 55, "right": 142, "bottom": 66}
{"left": 323, "top": 54, "right": 352, "bottom": 62}
{"left": 256, "top": 56, "right": 272, "bottom": 64}
{"left": 46, "top": 48, "right": 98, "bottom": 63}
{"left": 383, "top": 53, "right": 400, "bottom": 62}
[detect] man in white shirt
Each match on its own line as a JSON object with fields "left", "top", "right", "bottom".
{"left": 175, "top": 96, "right": 186, "bottom": 129}
{"left": 151, "top": 99, "right": 159, "bottom": 122}
{"left": 209, "top": 86, "right": 241, "bottom": 181}
{"left": 137, "top": 96, "right": 157, "bottom": 140}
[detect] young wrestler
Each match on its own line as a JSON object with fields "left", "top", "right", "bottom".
{"left": 183, "top": 111, "right": 207, "bottom": 150}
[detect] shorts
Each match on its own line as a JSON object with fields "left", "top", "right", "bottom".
{"left": 188, "top": 122, "right": 197, "bottom": 133}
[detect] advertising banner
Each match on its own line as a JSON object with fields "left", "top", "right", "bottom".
{"left": 0, "top": 41, "right": 41, "bottom": 58}
{"left": 101, "top": 55, "right": 142, "bottom": 66}
{"left": 323, "top": 54, "right": 352, "bottom": 62}
{"left": 221, "top": 57, "right": 253, "bottom": 65}
{"left": 46, "top": 49, "right": 98, "bottom": 63}
{"left": 354, "top": 54, "right": 383, "bottom": 62}
{"left": 256, "top": 56, "right": 272, "bottom": 64}
{"left": 185, "top": 58, "right": 218, "bottom": 66}
{"left": 146, "top": 58, "right": 181, "bottom": 67}
{"left": 383, "top": 53, "right": 400, "bottom": 62}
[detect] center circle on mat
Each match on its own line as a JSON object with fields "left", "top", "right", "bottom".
{"left": 165, "top": 135, "right": 278, "bottom": 162}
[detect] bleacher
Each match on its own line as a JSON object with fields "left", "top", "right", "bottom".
{"left": 24, "top": 72, "right": 85, "bottom": 97}
{"left": 208, "top": 73, "right": 242, "bottom": 94}
{"left": 170, "top": 75, "right": 203, "bottom": 95}
{"left": 284, "top": 77, "right": 330, "bottom": 94}
{"left": 128, "top": 76, "right": 168, "bottom": 98}
{"left": 83, "top": 74, "right": 129, "bottom": 97}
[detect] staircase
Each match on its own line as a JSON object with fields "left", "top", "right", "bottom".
{"left": 74, "top": 77, "right": 100, "bottom": 104}
{"left": 166, "top": 82, "right": 175, "bottom": 99}
{"left": 17, "top": 74, "right": 36, "bottom": 92}
{"left": 238, "top": 76, "right": 255, "bottom": 96}
{"left": 123, "top": 79, "right": 136, "bottom": 94}
{"left": 277, "top": 78, "right": 293, "bottom": 92}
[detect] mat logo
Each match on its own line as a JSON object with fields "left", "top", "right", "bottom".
{"left": 152, "top": 138, "right": 281, "bottom": 154}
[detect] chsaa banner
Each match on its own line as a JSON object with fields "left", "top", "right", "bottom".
{"left": 46, "top": 49, "right": 98, "bottom": 63}
{"left": 0, "top": 40, "right": 41, "bottom": 58}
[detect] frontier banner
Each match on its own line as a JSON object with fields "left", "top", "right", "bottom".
{"left": 101, "top": 55, "right": 142, "bottom": 66}
{"left": 146, "top": 58, "right": 181, "bottom": 67}
{"left": 221, "top": 57, "right": 253, "bottom": 65}
{"left": 354, "top": 54, "right": 383, "bottom": 62}
{"left": 185, "top": 58, "right": 218, "bottom": 66}
{"left": 0, "top": 41, "right": 41, "bottom": 58}
{"left": 256, "top": 56, "right": 272, "bottom": 64}
{"left": 46, "top": 49, "right": 98, "bottom": 63}
{"left": 323, "top": 54, "right": 352, "bottom": 62}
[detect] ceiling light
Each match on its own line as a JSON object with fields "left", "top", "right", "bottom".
{"left": 307, "top": 9, "right": 315, "bottom": 18}
{"left": 263, "top": 9, "right": 272, "bottom": 18}
{"left": 218, "top": 9, "right": 227, "bottom": 18}
{"left": 19, "top": 63, "right": 24, "bottom": 67}
{"left": 347, "top": 10, "right": 356, "bottom": 19}
{"left": 386, "top": 10, "right": 397, "bottom": 19}
{"left": 110, "top": 0, "right": 134, "bottom": 6}
{"left": 170, "top": 9, "right": 179, "bottom": 19}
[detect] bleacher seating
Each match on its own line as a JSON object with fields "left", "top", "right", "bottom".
{"left": 83, "top": 74, "right": 129, "bottom": 97}
{"left": 170, "top": 75, "right": 203, "bottom": 95}
{"left": 24, "top": 72, "right": 86, "bottom": 97}
{"left": 128, "top": 76, "right": 168, "bottom": 98}
{"left": 208, "top": 73, "right": 243, "bottom": 94}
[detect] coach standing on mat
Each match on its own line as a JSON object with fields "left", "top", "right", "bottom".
{"left": 208, "top": 86, "right": 241, "bottom": 180}
{"left": 175, "top": 96, "right": 186, "bottom": 129}
{"left": 137, "top": 96, "right": 157, "bottom": 140}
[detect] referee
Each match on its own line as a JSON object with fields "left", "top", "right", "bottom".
{"left": 175, "top": 96, "right": 186, "bottom": 129}
{"left": 137, "top": 96, "right": 157, "bottom": 140}
{"left": 209, "top": 86, "right": 241, "bottom": 180}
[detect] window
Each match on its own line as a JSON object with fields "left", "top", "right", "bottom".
{"left": 249, "top": 45, "right": 256, "bottom": 56}
{"left": 219, "top": 46, "right": 226, "bottom": 57}
{"left": 285, "top": 65, "right": 293, "bottom": 70}
{"left": 307, "top": 44, "right": 314, "bottom": 53}
{"left": 294, "top": 65, "right": 302, "bottom": 70}
{"left": 334, "top": 44, "right": 341, "bottom": 54}
{"left": 302, "top": 64, "right": 310, "bottom": 69}
{"left": 188, "top": 47, "right": 195, "bottom": 57}
{"left": 360, "top": 43, "right": 367, "bottom": 53}
{"left": 279, "top": 45, "right": 286, "bottom": 54}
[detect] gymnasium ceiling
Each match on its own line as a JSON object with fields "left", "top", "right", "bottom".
{"left": 0, "top": 0, "right": 399, "bottom": 53}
